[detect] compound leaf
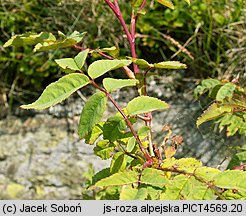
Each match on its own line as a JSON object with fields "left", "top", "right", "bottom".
{"left": 79, "top": 92, "right": 107, "bottom": 138}
{"left": 88, "top": 59, "right": 132, "bottom": 79}
{"left": 103, "top": 78, "right": 138, "bottom": 92}
{"left": 126, "top": 96, "right": 169, "bottom": 115}
{"left": 21, "top": 73, "right": 89, "bottom": 110}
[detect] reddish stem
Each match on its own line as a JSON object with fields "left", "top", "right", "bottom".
{"left": 130, "top": 10, "right": 138, "bottom": 73}
{"left": 105, "top": 0, "right": 139, "bottom": 73}
{"left": 104, "top": 0, "right": 116, "bottom": 12}
{"left": 91, "top": 79, "right": 152, "bottom": 161}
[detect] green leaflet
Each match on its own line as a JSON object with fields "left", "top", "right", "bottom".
{"left": 3, "top": 32, "right": 56, "bottom": 47}
{"left": 94, "top": 140, "right": 115, "bottom": 160}
{"left": 100, "top": 46, "right": 120, "bottom": 58}
{"left": 79, "top": 92, "right": 108, "bottom": 138}
{"left": 183, "top": 177, "right": 216, "bottom": 200}
{"left": 127, "top": 137, "right": 136, "bottom": 153}
{"left": 84, "top": 122, "right": 105, "bottom": 145}
{"left": 228, "top": 95, "right": 246, "bottom": 109}
{"left": 95, "top": 170, "right": 138, "bottom": 188}
{"left": 103, "top": 78, "right": 138, "bottom": 92}
{"left": 141, "top": 168, "right": 168, "bottom": 187}
{"left": 110, "top": 152, "right": 127, "bottom": 174}
{"left": 88, "top": 59, "right": 132, "bottom": 79}
{"left": 156, "top": 0, "right": 190, "bottom": 9}
{"left": 21, "top": 73, "right": 90, "bottom": 110}
{"left": 227, "top": 151, "right": 246, "bottom": 169}
{"left": 194, "top": 79, "right": 221, "bottom": 98}
{"left": 184, "top": 0, "right": 190, "bottom": 5}
{"left": 103, "top": 116, "right": 126, "bottom": 141}
{"left": 156, "top": 0, "right": 174, "bottom": 9}
{"left": 222, "top": 189, "right": 246, "bottom": 200}
{"left": 131, "top": 0, "right": 145, "bottom": 7}
{"left": 127, "top": 126, "right": 150, "bottom": 152}
{"left": 146, "top": 186, "right": 163, "bottom": 200}
{"left": 126, "top": 96, "right": 169, "bottom": 115}
{"left": 92, "top": 168, "right": 111, "bottom": 185}
{"left": 129, "top": 58, "right": 153, "bottom": 69}
{"left": 129, "top": 58, "right": 187, "bottom": 70}
{"left": 201, "top": 79, "right": 221, "bottom": 89}
{"left": 120, "top": 187, "right": 148, "bottom": 200}
{"left": 196, "top": 103, "right": 232, "bottom": 127}
{"left": 194, "top": 167, "right": 221, "bottom": 181}
{"left": 160, "top": 175, "right": 215, "bottom": 200}
{"left": 34, "top": 31, "right": 86, "bottom": 52}
{"left": 174, "top": 158, "right": 202, "bottom": 173}
{"left": 55, "top": 49, "right": 89, "bottom": 72}
{"left": 154, "top": 61, "right": 187, "bottom": 69}
{"left": 216, "top": 82, "right": 236, "bottom": 102}
{"left": 217, "top": 114, "right": 246, "bottom": 136}
{"left": 160, "top": 175, "right": 188, "bottom": 200}
{"left": 214, "top": 170, "right": 246, "bottom": 192}
{"left": 138, "top": 126, "right": 150, "bottom": 137}
{"left": 3, "top": 31, "right": 86, "bottom": 52}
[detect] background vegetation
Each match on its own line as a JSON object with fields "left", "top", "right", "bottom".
{"left": 0, "top": 0, "right": 245, "bottom": 115}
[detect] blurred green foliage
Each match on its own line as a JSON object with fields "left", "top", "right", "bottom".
{"left": 136, "top": 0, "right": 245, "bottom": 79}
{"left": 0, "top": 0, "right": 245, "bottom": 110}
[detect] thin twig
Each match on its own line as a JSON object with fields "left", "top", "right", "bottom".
{"left": 105, "top": 0, "right": 139, "bottom": 73}
{"left": 90, "top": 80, "right": 152, "bottom": 161}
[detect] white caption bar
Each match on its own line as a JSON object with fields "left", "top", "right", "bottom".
{"left": 0, "top": 201, "right": 245, "bottom": 216}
